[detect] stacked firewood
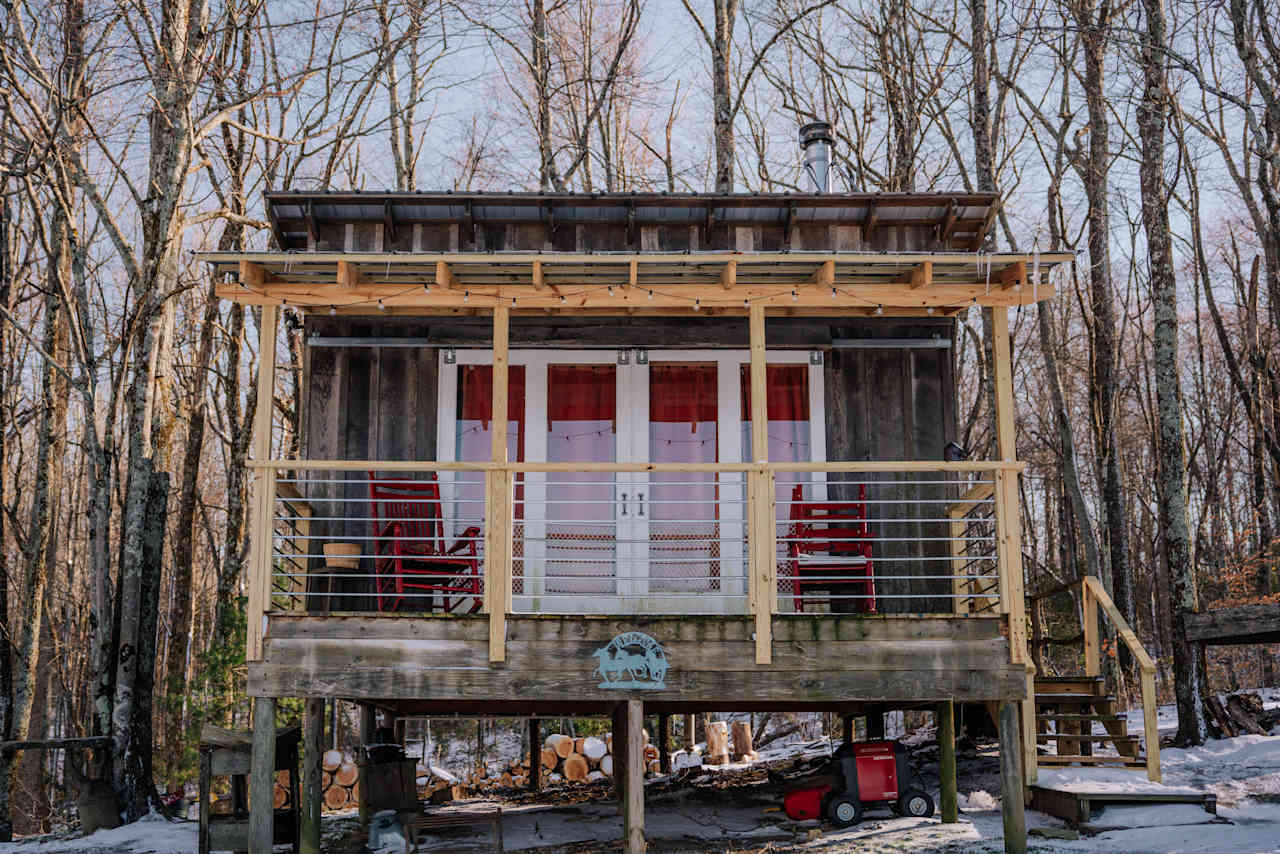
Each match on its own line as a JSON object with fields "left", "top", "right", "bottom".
{"left": 320, "top": 750, "right": 362, "bottom": 811}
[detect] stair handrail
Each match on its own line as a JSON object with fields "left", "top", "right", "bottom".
{"left": 1080, "top": 576, "right": 1161, "bottom": 783}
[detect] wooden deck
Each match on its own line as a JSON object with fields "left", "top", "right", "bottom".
{"left": 1185, "top": 603, "right": 1280, "bottom": 646}
{"left": 248, "top": 613, "right": 1025, "bottom": 713}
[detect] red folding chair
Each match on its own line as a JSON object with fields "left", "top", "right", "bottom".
{"left": 368, "top": 473, "right": 482, "bottom": 613}
{"left": 786, "top": 483, "right": 876, "bottom": 613}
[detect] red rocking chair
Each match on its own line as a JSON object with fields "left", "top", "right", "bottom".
{"left": 786, "top": 483, "right": 876, "bottom": 613}
{"left": 368, "top": 473, "right": 482, "bottom": 613}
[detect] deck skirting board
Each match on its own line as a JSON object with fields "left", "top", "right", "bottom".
{"left": 249, "top": 614, "right": 1022, "bottom": 703}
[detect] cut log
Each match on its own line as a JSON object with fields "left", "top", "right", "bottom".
{"left": 605, "top": 734, "right": 612, "bottom": 754}
{"left": 322, "top": 749, "right": 343, "bottom": 772}
{"left": 499, "top": 772, "right": 513, "bottom": 786}
{"left": 644, "top": 744, "right": 658, "bottom": 763}
{"left": 563, "top": 753, "right": 589, "bottom": 782}
{"left": 705, "top": 721, "right": 730, "bottom": 765}
{"left": 324, "top": 785, "right": 349, "bottom": 810}
{"left": 429, "top": 764, "right": 458, "bottom": 784}
{"left": 348, "top": 781, "right": 360, "bottom": 804}
{"left": 1204, "top": 695, "right": 1236, "bottom": 738}
{"left": 582, "top": 736, "right": 607, "bottom": 764}
{"left": 731, "top": 721, "right": 755, "bottom": 761}
{"left": 574, "top": 737, "right": 585, "bottom": 754}
{"left": 334, "top": 761, "right": 358, "bottom": 787}
{"left": 273, "top": 784, "right": 289, "bottom": 809}
{"left": 599, "top": 754, "right": 613, "bottom": 777}
{"left": 1225, "top": 693, "right": 1268, "bottom": 735}
{"left": 322, "top": 771, "right": 332, "bottom": 789}
{"left": 275, "top": 769, "right": 291, "bottom": 787}
{"left": 541, "top": 747, "right": 559, "bottom": 770}
{"left": 547, "top": 734, "right": 574, "bottom": 759}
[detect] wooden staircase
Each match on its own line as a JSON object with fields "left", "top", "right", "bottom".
{"left": 1034, "top": 676, "right": 1147, "bottom": 769}
{"left": 1026, "top": 576, "right": 1163, "bottom": 781}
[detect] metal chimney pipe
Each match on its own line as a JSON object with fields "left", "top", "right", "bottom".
{"left": 799, "top": 121, "right": 833, "bottom": 193}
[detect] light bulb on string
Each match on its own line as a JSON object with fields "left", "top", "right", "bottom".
{"left": 693, "top": 299, "right": 700, "bottom": 311}
{"left": 792, "top": 290, "right": 798, "bottom": 302}
{"left": 463, "top": 290, "right": 470, "bottom": 303}
{"left": 377, "top": 299, "right": 386, "bottom": 311}
{"left": 329, "top": 305, "right": 337, "bottom": 316}
{"left": 926, "top": 305, "right": 935, "bottom": 316}
{"left": 875, "top": 304, "right": 884, "bottom": 316}
{"left": 831, "top": 287, "right": 838, "bottom": 298}
{"left": 647, "top": 290, "right": 654, "bottom": 300}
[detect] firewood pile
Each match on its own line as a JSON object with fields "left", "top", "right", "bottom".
{"left": 320, "top": 750, "right": 362, "bottom": 810}
{"left": 1203, "top": 691, "right": 1280, "bottom": 739}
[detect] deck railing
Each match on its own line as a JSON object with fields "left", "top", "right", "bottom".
{"left": 246, "top": 459, "right": 1025, "bottom": 664}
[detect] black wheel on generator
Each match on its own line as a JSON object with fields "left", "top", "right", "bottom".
{"left": 896, "top": 789, "right": 935, "bottom": 818}
{"left": 827, "top": 794, "right": 862, "bottom": 827}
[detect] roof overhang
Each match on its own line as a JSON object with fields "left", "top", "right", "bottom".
{"left": 264, "top": 190, "right": 1000, "bottom": 252}
{"left": 205, "top": 251, "right": 1073, "bottom": 317}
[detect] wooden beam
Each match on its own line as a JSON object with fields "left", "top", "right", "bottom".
{"left": 864, "top": 201, "right": 879, "bottom": 239}
{"left": 906, "top": 261, "right": 933, "bottom": 289}
{"left": 246, "top": 304, "right": 278, "bottom": 662}
{"left": 748, "top": 305, "right": 772, "bottom": 665}
{"left": 720, "top": 259, "right": 737, "bottom": 290}
{"left": 238, "top": 260, "right": 277, "bottom": 290}
{"left": 300, "top": 699, "right": 324, "bottom": 854}
{"left": 532, "top": 259, "right": 545, "bottom": 290}
{"left": 809, "top": 259, "right": 835, "bottom": 289}
{"left": 249, "top": 697, "right": 276, "bottom": 854}
{"left": 336, "top": 260, "right": 367, "bottom": 290}
{"left": 629, "top": 258, "right": 638, "bottom": 290}
{"left": 938, "top": 701, "right": 958, "bottom": 823}
{"left": 940, "top": 200, "right": 959, "bottom": 242}
{"left": 998, "top": 701, "right": 1027, "bottom": 854}
{"left": 998, "top": 261, "right": 1027, "bottom": 291}
{"left": 623, "top": 699, "right": 645, "bottom": 854}
{"left": 436, "top": 260, "right": 457, "bottom": 290}
{"left": 487, "top": 306, "right": 512, "bottom": 663}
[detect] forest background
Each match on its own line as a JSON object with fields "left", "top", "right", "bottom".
{"left": 0, "top": 0, "right": 1277, "bottom": 838}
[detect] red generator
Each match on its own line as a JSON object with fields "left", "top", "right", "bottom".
{"left": 783, "top": 741, "right": 935, "bottom": 827}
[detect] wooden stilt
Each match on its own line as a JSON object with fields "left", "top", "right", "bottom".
{"left": 358, "top": 704, "right": 375, "bottom": 825}
{"left": 658, "top": 714, "right": 671, "bottom": 774}
{"left": 841, "top": 714, "right": 854, "bottom": 746}
{"left": 528, "top": 718, "right": 541, "bottom": 791}
{"left": 938, "top": 701, "right": 958, "bottom": 824}
{"left": 683, "top": 714, "right": 695, "bottom": 752}
{"left": 623, "top": 699, "right": 646, "bottom": 854}
{"left": 300, "top": 698, "right": 324, "bottom": 854}
{"left": 612, "top": 704, "right": 628, "bottom": 802}
{"left": 250, "top": 697, "right": 277, "bottom": 854}
{"left": 999, "top": 701, "right": 1027, "bottom": 854}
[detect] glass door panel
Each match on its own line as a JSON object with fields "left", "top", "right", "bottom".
{"left": 545, "top": 364, "right": 617, "bottom": 596}
{"left": 648, "top": 364, "right": 720, "bottom": 595}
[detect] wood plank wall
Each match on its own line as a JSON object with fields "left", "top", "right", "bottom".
{"left": 825, "top": 323, "right": 957, "bottom": 613}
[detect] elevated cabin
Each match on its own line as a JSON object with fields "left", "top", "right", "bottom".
{"left": 210, "top": 191, "right": 1080, "bottom": 853}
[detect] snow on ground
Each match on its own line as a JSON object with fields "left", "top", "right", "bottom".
{"left": 6, "top": 690, "right": 1280, "bottom": 853}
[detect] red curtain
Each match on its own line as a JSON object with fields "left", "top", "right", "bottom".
{"left": 650, "top": 364, "right": 717, "bottom": 429}
{"left": 459, "top": 364, "right": 526, "bottom": 461}
{"left": 548, "top": 365, "right": 616, "bottom": 428}
{"left": 739, "top": 365, "right": 809, "bottom": 421}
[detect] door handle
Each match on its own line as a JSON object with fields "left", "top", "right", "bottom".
{"left": 620, "top": 492, "right": 628, "bottom": 516}
{"left": 637, "top": 492, "right": 645, "bottom": 517}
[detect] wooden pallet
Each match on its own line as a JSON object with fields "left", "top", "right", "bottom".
{"left": 1030, "top": 784, "right": 1217, "bottom": 826}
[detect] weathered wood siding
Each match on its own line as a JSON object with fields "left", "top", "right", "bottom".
{"left": 250, "top": 614, "right": 1023, "bottom": 704}
{"left": 825, "top": 322, "right": 958, "bottom": 613}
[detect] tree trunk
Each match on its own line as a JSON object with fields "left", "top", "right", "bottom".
{"left": 1137, "top": 0, "right": 1206, "bottom": 746}
{"left": 711, "top": 0, "right": 737, "bottom": 192}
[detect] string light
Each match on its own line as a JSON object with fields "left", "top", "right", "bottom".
{"left": 329, "top": 305, "right": 337, "bottom": 316}
{"left": 423, "top": 282, "right": 430, "bottom": 293}
{"left": 926, "top": 305, "right": 935, "bottom": 316}
{"left": 647, "top": 289, "right": 654, "bottom": 300}
{"left": 511, "top": 297, "right": 518, "bottom": 307}
{"left": 743, "top": 298, "right": 750, "bottom": 308}
{"left": 608, "top": 285, "right": 615, "bottom": 296}
{"left": 560, "top": 294, "right": 567, "bottom": 304}
{"left": 377, "top": 299, "right": 386, "bottom": 311}
{"left": 791, "top": 290, "right": 799, "bottom": 302}
{"left": 831, "top": 286, "right": 838, "bottom": 298}
{"left": 874, "top": 304, "right": 884, "bottom": 316}
{"left": 463, "top": 290, "right": 470, "bottom": 303}
{"left": 693, "top": 299, "right": 701, "bottom": 311}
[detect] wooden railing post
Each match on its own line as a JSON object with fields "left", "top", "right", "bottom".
{"left": 487, "top": 306, "right": 511, "bottom": 663}
{"left": 1083, "top": 582, "right": 1100, "bottom": 677}
{"left": 748, "top": 305, "right": 772, "bottom": 664}
{"left": 246, "top": 304, "right": 278, "bottom": 662}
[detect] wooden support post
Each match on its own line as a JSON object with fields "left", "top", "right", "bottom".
{"left": 991, "top": 306, "right": 1036, "bottom": 785}
{"left": 938, "top": 701, "right": 958, "bottom": 823}
{"left": 612, "top": 704, "right": 628, "bottom": 800}
{"left": 250, "top": 697, "right": 277, "bottom": 854}
{"left": 998, "top": 701, "right": 1027, "bottom": 854}
{"left": 682, "top": 714, "right": 695, "bottom": 752}
{"left": 300, "top": 698, "right": 324, "bottom": 854}
{"left": 748, "top": 304, "right": 773, "bottom": 664}
{"left": 866, "top": 708, "right": 885, "bottom": 741}
{"left": 358, "top": 704, "right": 375, "bottom": 825}
{"left": 198, "top": 750, "right": 211, "bottom": 854}
{"left": 658, "top": 714, "right": 671, "bottom": 774}
{"left": 246, "top": 304, "right": 278, "bottom": 662}
{"left": 1083, "top": 582, "right": 1100, "bottom": 677}
{"left": 623, "top": 699, "right": 646, "bottom": 854}
{"left": 487, "top": 306, "right": 512, "bottom": 662}
{"left": 1141, "top": 667, "right": 1162, "bottom": 782}
{"left": 841, "top": 715, "right": 853, "bottom": 746}
{"left": 528, "top": 718, "right": 542, "bottom": 791}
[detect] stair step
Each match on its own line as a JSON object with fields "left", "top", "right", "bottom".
{"left": 1038, "top": 755, "right": 1148, "bottom": 768}
{"left": 1034, "top": 680, "right": 1107, "bottom": 696}
{"left": 1036, "top": 733, "right": 1139, "bottom": 743}
{"left": 1035, "top": 676, "right": 1106, "bottom": 684}
{"left": 1035, "top": 693, "right": 1115, "bottom": 706}
{"left": 1036, "top": 714, "right": 1126, "bottom": 724}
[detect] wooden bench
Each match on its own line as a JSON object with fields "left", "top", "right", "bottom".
{"left": 405, "top": 807, "right": 503, "bottom": 853}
